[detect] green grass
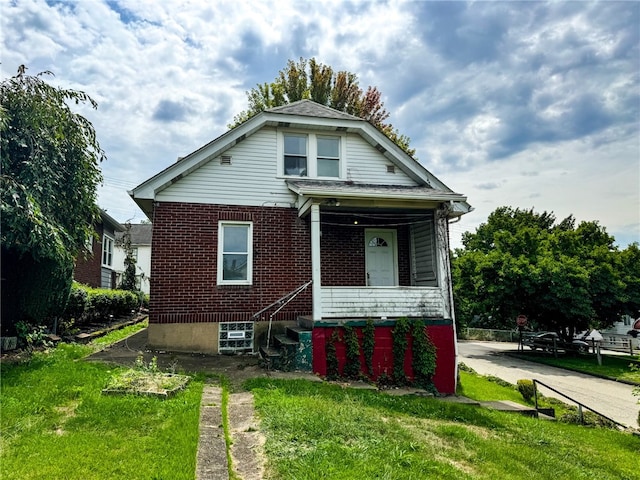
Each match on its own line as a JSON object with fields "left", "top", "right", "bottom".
{"left": 245, "top": 377, "right": 639, "bottom": 480}
{"left": 457, "top": 370, "right": 527, "bottom": 404}
{"left": 511, "top": 351, "right": 640, "bottom": 384}
{"left": 0, "top": 342, "right": 202, "bottom": 479}
{"left": 88, "top": 318, "right": 148, "bottom": 348}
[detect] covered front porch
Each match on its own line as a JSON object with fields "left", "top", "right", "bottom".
{"left": 287, "top": 179, "right": 466, "bottom": 322}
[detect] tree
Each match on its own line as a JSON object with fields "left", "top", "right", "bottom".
{"left": 117, "top": 223, "right": 138, "bottom": 291}
{"left": 452, "top": 207, "right": 640, "bottom": 339}
{"left": 1, "top": 66, "right": 104, "bottom": 332}
{"left": 230, "top": 57, "right": 415, "bottom": 157}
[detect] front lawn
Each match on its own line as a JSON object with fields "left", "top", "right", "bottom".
{"left": 246, "top": 378, "right": 639, "bottom": 480}
{"left": 0, "top": 343, "right": 202, "bottom": 480}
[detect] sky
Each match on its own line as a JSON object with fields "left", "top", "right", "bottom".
{"left": 2, "top": 0, "right": 639, "bottom": 249}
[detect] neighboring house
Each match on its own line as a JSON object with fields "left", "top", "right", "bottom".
{"left": 74, "top": 210, "right": 124, "bottom": 289}
{"left": 600, "top": 315, "right": 640, "bottom": 351}
{"left": 113, "top": 223, "right": 152, "bottom": 294}
{"left": 130, "top": 100, "right": 472, "bottom": 393}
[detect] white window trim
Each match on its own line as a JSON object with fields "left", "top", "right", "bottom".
{"left": 277, "top": 130, "right": 346, "bottom": 180}
{"left": 102, "top": 234, "right": 114, "bottom": 268}
{"left": 217, "top": 221, "right": 253, "bottom": 285}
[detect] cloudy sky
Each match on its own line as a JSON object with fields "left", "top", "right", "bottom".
{"left": 2, "top": 0, "right": 639, "bottom": 248}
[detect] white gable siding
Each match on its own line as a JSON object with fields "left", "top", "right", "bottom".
{"left": 345, "top": 134, "right": 418, "bottom": 186}
{"left": 156, "top": 127, "right": 422, "bottom": 207}
{"left": 157, "top": 127, "right": 295, "bottom": 207}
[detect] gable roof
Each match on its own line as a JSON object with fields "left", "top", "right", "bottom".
{"left": 115, "top": 223, "right": 152, "bottom": 245}
{"left": 130, "top": 100, "right": 472, "bottom": 218}
{"left": 267, "top": 100, "right": 361, "bottom": 121}
{"left": 100, "top": 209, "right": 124, "bottom": 233}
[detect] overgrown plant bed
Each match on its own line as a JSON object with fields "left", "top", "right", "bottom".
{"left": 103, "top": 355, "right": 190, "bottom": 398}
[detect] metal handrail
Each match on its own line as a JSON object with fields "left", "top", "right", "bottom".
{"left": 251, "top": 280, "right": 312, "bottom": 348}
{"left": 532, "top": 379, "right": 627, "bottom": 429}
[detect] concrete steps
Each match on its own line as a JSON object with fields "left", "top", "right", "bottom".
{"left": 259, "top": 320, "right": 313, "bottom": 372}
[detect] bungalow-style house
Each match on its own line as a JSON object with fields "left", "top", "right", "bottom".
{"left": 74, "top": 209, "right": 124, "bottom": 289}
{"left": 113, "top": 223, "right": 152, "bottom": 294}
{"left": 130, "top": 100, "right": 471, "bottom": 393}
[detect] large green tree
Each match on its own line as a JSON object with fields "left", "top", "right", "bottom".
{"left": 230, "top": 57, "right": 415, "bottom": 157}
{"left": 1, "top": 66, "right": 104, "bottom": 331}
{"left": 452, "top": 207, "right": 640, "bottom": 339}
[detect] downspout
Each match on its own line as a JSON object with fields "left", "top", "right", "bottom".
{"left": 446, "top": 209, "right": 460, "bottom": 392}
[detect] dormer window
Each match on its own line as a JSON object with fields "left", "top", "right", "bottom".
{"left": 280, "top": 131, "right": 344, "bottom": 179}
{"left": 317, "top": 136, "right": 340, "bottom": 178}
{"left": 284, "top": 134, "right": 307, "bottom": 176}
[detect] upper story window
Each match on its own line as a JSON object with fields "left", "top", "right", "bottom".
{"left": 317, "top": 136, "right": 340, "bottom": 178}
{"left": 284, "top": 134, "right": 307, "bottom": 176}
{"left": 102, "top": 235, "right": 114, "bottom": 267}
{"left": 280, "top": 131, "right": 344, "bottom": 179}
{"left": 217, "top": 221, "right": 253, "bottom": 285}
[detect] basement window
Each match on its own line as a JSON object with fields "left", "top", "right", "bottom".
{"left": 219, "top": 322, "right": 254, "bottom": 352}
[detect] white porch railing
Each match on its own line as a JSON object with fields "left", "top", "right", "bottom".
{"left": 320, "top": 286, "right": 447, "bottom": 318}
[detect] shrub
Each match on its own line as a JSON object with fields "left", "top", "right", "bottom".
{"left": 61, "top": 284, "right": 140, "bottom": 325}
{"left": 343, "top": 325, "right": 361, "bottom": 379}
{"left": 517, "top": 379, "right": 535, "bottom": 402}
{"left": 64, "top": 283, "right": 88, "bottom": 320}
{"left": 362, "top": 318, "right": 375, "bottom": 377}
{"left": 411, "top": 319, "right": 437, "bottom": 390}
{"left": 392, "top": 317, "right": 411, "bottom": 385}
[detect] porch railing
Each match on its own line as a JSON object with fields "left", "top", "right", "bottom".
{"left": 320, "top": 286, "right": 446, "bottom": 318}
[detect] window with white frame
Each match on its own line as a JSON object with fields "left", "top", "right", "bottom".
{"left": 281, "top": 132, "right": 344, "bottom": 178}
{"left": 217, "top": 222, "right": 253, "bottom": 285}
{"left": 317, "top": 135, "right": 340, "bottom": 177}
{"left": 102, "top": 235, "right": 114, "bottom": 267}
{"left": 284, "top": 134, "right": 307, "bottom": 176}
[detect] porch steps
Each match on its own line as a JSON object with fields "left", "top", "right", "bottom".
{"left": 259, "top": 321, "right": 313, "bottom": 372}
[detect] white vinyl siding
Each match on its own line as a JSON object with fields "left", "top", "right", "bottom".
{"left": 345, "top": 134, "right": 417, "bottom": 185}
{"left": 157, "top": 128, "right": 295, "bottom": 206}
{"left": 156, "top": 127, "right": 422, "bottom": 208}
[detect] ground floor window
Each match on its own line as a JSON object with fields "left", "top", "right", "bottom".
{"left": 217, "top": 221, "right": 253, "bottom": 285}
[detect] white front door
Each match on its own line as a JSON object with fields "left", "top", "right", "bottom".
{"left": 365, "top": 229, "right": 397, "bottom": 286}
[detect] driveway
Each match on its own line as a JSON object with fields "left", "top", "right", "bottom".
{"left": 458, "top": 340, "right": 639, "bottom": 429}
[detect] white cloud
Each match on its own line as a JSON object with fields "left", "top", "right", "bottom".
{"left": 2, "top": 0, "right": 638, "bottom": 246}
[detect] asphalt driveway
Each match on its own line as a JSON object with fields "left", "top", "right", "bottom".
{"left": 457, "top": 340, "right": 639, "bottom": 429}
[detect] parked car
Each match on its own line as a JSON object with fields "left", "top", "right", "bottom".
{"left": 524, "top": 332, "right": 589, "bottom": 353}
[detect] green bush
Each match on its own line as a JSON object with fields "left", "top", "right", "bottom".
{"left": 62, "top": 283, "right": 140, "bottom": 325}
{"left": 64, "top": 283, "right": 88, "bottom": 319}
{"left": 517, "top": 379, "right": 536, "bottom": 402}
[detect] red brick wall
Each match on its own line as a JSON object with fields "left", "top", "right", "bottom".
{"left": 150, "top": 203, "right": 313, "bottom": 324}
{"left": 311, "top": 323, "right": 456, "bottom": 394}
{"left": 74, "top": 223, "right": 103, "bottom": 287}
{"left": 320, "top": 221, "right": 412, "bottom": 286}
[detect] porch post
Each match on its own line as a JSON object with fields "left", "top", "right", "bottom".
{"left": 311, "top": 203, "right": 322, "bottom": 320}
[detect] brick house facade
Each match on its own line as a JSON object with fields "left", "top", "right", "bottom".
{"left": 131, "top": 100, "right": 471, "bottom": 393}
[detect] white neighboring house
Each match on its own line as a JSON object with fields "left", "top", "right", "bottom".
{"left": 600, "top": 315, "right": 640, "bottom": 350}
{"left": 113, "top": 223, "right": 152, "bottom": 294}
